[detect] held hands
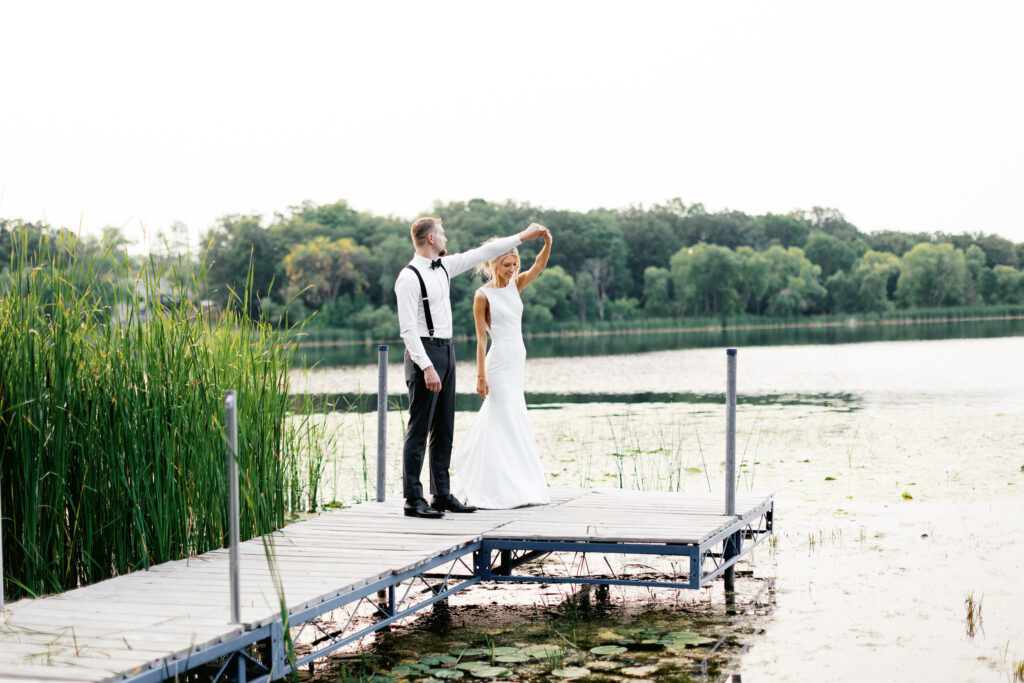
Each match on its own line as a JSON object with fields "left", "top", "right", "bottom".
{"left": 476, "top": 376, "right": 489, "bottom": 398}
{"left": 520, "top": 223, "right": 549, "bottom": 242}
{"left": 424, "top": 366, "right": 442, "bottom": 392}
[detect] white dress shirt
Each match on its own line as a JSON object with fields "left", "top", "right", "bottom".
{"left": 395, "top": 234, "right": 522, "bottom": 370}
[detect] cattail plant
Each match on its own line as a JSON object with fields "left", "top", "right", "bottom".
{"left": 0, "top": 225, "right": 324, "bottom": 601}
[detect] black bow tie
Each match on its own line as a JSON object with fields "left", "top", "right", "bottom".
{"left": 429, "top": 258, "right": 443, "bottom": 270}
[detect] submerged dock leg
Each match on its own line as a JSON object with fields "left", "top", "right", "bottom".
{"left": 724, "top": 349, "right": 738, "bottom": 594}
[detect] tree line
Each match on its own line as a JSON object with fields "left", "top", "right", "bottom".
{"left": 3, "top": 199, "right": 1024, "bottom": 339}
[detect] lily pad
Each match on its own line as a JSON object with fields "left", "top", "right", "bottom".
{"left": 588, "top": 660, "right": 623, "bottom": 671}
{"left": 469, "top": 666, "right": 509, "bottom": 678}
{"left": 409, "top": 663, "right": 431, "bottom": 672}
{"left": 550, "top": 667, "right": 590, "bottom": 679}
{"left": 621, "top": 664, "right": 659, "bottom": 676}
{"left": 455, "top": 662, "right": 488, "bottom": 672}
{"left": 421, "top": 655, "right": 458, "bottom": 667}
{"left": 589, "top": 645, "right": 628, "bottom": 656}
{"left": 488, "top": 647, "right": 518, "bottom": 657}
{"left": 390, "top": 665, "right": 414, "bottom": 676}
{"left": 427, "top": 669, "right": 464, "bottom": 679}
{"left": 494, "top": 654, "right": 529, "bottom": 663}
{"left": 522, "top": 645, "right": 563, "bottom": 659}
{"left": 455, "top": 648, "right": 489, "bottom": 658}
{"left": 662, "top": 633, "right": 717, "bottom": 648}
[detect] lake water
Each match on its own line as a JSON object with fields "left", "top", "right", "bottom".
{"left": 289, "top": 328, "right": 1024, "bottom": 680}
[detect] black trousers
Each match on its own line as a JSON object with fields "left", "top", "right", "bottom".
{"left": 402, "top": 339, "right": 456, "bottom": 502}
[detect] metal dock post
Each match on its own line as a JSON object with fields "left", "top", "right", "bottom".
{"left": 377, "top": 344, "right": 388, "bottom": 502}
{"left": 1, "top": 470, "right": 5, "bottom": 612}
{"left": 724, "top": 348, "right": 738, "bottom": 592}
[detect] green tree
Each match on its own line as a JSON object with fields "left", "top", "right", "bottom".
{"left": 606, "top": 296, "right": 641, "bottom": 321}
{"left": 641, "top": 266, "right": 674, "bottom": 317}
{"left": 681, "top": 208, "right": 763, "bottom": 249}
{"left": 761, "top": 246, "right": 826, "bottom": 316}
{"left": 735, "top": 247, "right": 770, "bottom": 314}
{"left": 990, "top": 265, "right": 1024, "bottom": 304}
{"left": 804, "top": 233, "right": 857, "bottom": 278}
{"left": 866, "top": 230, "right": 927, "bottom": 257}
{"left": 852, "top": 250, "right": 900, "bottom": 312}
{"left": 203, "top": 215, "right": 283, "bottom": 319}
{"left": 283, "top": 237, "right": 370, "bottom": 307}
{"left": 570, "top": 270, "right": 599, "bottom": 323}
{"left": 521, "top": 265, "right": 575, "bottom": 328}
{"left": 824, "top": 270, "right": 858, "bottom": 313}
{"left": 759, "top": 212, "right": 809, "bottom": 248}
{"left": 807, "top": 207, "right": 862, "bottom": 242}
{"left": 974, "top": 233, "right": 1020, "bottom": 268}
{"left": 670, "top": 243, "right": 741, "bottom": 316}
{"left": 618, "top": 203, "right": 685, "bottom": 293}
{"left": 895, "top": 243, "right": 967, "bottom": 307}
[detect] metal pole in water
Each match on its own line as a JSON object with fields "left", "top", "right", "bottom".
{"left": 725, "top": 349, "right": 737, "bottom": 516}
{"left": 225, "top": 391, "right": 241, "bottom": 626}
{"left": 377, "top": 345, "right": 388, "bottom": 503}
{"left": 724, "top": 349, "right": 738, "bottom": 593}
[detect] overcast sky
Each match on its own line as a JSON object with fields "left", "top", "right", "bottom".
{"left": 3, "top": 1, "right": 1023, "bottom": 250}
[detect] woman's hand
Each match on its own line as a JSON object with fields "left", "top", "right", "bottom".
{"left": 543, "top": 228, "right": 552, "bottom": 244}
{"left": 476, "top": 376, "right": 489, "bottom": 398}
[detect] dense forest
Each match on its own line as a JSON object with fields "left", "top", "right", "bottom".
{"left": 3, "top": 198, "right": 1024, "bottom": 339}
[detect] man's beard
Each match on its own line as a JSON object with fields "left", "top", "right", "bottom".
{"left": 439, "top": 248, "right": 447, "bottom": 256}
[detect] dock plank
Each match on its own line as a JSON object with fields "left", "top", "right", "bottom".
{"left": 0, "top": 488, "right": 772, "bottom": 681}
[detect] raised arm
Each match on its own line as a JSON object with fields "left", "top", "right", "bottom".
{"left": 517, "top": 228, "right": 552, "bottom": 291}
{"left": 442, "top": 223, "right": 548, "bottom": 278}
{"left": 473, "top": 291, "right": 490, "bottom": 398}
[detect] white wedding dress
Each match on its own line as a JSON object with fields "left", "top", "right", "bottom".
{"left": 452, "top": 280, "right": 550, "bottom": 509}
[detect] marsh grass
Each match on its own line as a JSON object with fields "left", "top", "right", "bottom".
{"left": 0, "top": 226, "right": 324, "bottom": 600}
{"left": 964, "top": 591, "right": 984, "bottom": 639}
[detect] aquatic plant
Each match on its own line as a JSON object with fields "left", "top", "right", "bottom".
{"left": 0, "top": 225, "right": 324, "bottom": 600}
{"left": 964, "top": 591, "right": 984, "bottom": 638}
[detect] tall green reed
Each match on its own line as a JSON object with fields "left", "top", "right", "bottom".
{"left": 0, "top": 226, "right": 321, "bottom": 601}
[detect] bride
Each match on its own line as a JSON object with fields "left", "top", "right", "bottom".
{"left": 452, "top": 227, "right": 553, "bottom": 509}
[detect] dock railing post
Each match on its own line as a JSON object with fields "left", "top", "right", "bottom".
{"left": 724, "top": 349, "right": 738, "bottom": 593}
{"left": 225, "top": 391, "right": 241, "bottom": 626}
{"left": 1, "top": 473, "right": 5, "bottom": 612}
{"left": 377, "top": 345, "right": 388, "bottom": 502}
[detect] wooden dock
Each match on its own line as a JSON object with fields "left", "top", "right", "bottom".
{"left": 0, "top": 488, "right": 773, "bottom": 683}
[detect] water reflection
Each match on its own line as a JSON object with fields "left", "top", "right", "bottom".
{"left": 294, "top": 317, "right": 1024, "bottom": 368}
{"left": 292, "top": 390, "right": 861, "bottom": 413}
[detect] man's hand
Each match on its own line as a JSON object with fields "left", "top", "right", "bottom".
{"left": 423, "top": 366, "right": 442, "bottom": 392}
{"left": 476, "top": 376, "right": 489, "bottom": 398}
{"left": 519, "top": 223, "right": 548, "bottom": 242}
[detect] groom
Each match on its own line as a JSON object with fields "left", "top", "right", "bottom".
{"left": 396, "top": 217, "right": 548, "bottom": 518}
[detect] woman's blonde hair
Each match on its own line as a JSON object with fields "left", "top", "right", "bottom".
{"left": 474, "top": 238, "right": 520, "bottom": 282}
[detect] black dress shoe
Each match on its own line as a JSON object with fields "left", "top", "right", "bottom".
{"left": 431, "top": 494, "right": 477, "bottom": 513}
{"left": 404, "top": 499, "right": 444, "bottom": 518}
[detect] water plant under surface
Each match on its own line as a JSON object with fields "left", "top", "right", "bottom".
{"left": 0, "top": 226, "right": 325, "bottom": 600}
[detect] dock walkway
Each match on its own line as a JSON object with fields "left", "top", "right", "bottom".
{"left": 0, "top": 488, "right": 773, "bottom": 683}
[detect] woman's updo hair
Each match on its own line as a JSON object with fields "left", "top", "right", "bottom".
{"left": 474, "top": 238, "right": 520, "bottom": 282}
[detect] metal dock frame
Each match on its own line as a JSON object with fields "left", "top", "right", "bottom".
{"left": 476, "top": 496, "right": 773, "bottom": 590}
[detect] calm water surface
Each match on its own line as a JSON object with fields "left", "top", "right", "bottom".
{"left": 292, "top": 330, "right": 1024, "bottom": 681}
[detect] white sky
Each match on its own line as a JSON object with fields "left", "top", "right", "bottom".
{"left": 3, "top": 1, "right": 1023, "bottom": 250}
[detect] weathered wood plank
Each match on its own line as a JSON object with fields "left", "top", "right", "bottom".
{"left": 0, "top": 488, "right": 771, "bottom": 681}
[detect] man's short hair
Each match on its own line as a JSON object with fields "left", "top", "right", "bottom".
{"left": 411, "top": 217, "right": 440, "bottom": 247}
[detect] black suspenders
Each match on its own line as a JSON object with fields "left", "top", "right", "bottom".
{"left": 405, "top": 264, "right": 448, "bottom": 339}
